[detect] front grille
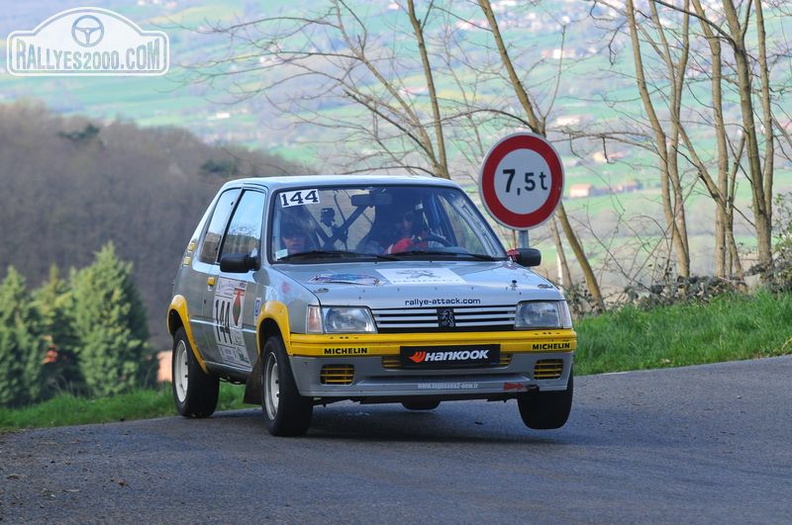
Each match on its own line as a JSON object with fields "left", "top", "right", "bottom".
{"left": 382, "top": 353, "right": 512, "bottom": 370}
{"left": 372, "top": 305, "right": 515, "bottom": 333}
{"left": 382, "top": 356, "right": 400, "bottom": 369}
{"left": 320, "top": 364, "right": 355, "bottom": 385}
{"left": 534, "top": 359, "right": 564, "bottom": 380}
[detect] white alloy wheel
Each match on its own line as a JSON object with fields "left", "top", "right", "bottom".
{"left": 171, "top": 327, "right": 219, "bottom": 418}
{"left": 264, "top": 352, "right": 280, "bottom": 420}
{"left": 260, "top": 336, "right": 313, "bottom": 436}
{"left": 173, "top": 339, "right": 189, "bottom": 404}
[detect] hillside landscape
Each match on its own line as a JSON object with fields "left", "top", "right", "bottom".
{"left": 0, "top": 102, "right": 304, "bottom": 349}
{"left": 1, "top": 0, "right": 791, "bottom": 350}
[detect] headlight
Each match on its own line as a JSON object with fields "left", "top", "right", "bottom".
{"left": 515, "top": 301, "right": 572, "bottom": 329}
{"left": 306, "top": 306, "right": 376, "bottom": 334}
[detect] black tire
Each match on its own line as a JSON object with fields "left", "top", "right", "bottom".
{"left": 172, "top": 327, "right": 219, "bottom": 418}
{"left": 401, "top": 400, "right": 441, "bottom": 411}
{"left": 261, "top": 336, "right": 313, "bottom": 436}
{"left": 517, "top": 368, "right": 573, "bottom": 430}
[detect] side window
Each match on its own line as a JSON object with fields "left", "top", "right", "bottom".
{"left": 199, "top": 189, "right": 239, "bottom": 264}
{"left": 219, "top": 190, "right": 266, "bottom": 259}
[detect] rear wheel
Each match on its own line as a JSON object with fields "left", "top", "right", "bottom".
{"left": 261, "top": 336, "right": 313, "bottom": 436}
{"left": 172, "top": 327, "right": 219, "bottom": 418}
{"left": 517, "top": 369, "right": 573, "bottom": 430}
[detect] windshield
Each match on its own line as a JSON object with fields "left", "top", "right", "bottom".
{"left": 269, "top": 184, "right": 507, "bottom": 262}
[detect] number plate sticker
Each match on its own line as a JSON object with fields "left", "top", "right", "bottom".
{"left": 279, "top": 189, "right": 320, "bottom": 207}
{"left": 400, "top": 345, "right": 500, "bottom": 368}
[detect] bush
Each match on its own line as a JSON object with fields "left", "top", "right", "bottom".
{"left": 0, "top": 268, "right": 46, "bottom": 407}
{"left": 0, "top": 245, "right": 155, "bottom": 407}
{"left": 767, "top": 192, "right": 792, "bottom": 291}
{"left": 70, "top": 243, "right": 156, "bottom": 397}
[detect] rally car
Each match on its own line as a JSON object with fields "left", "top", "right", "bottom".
{"left": 167, "top": 175, "right": 576, "bottom": 436}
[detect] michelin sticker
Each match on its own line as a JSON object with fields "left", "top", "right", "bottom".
{"left": 213, "top": 277, "right": 251, "bottom": 367}
{"left": 376, "top": 268, "right": 464, "bottom": 285}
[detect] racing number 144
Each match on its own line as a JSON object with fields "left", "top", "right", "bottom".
{"left": 503, "top": 169, "right": 548, "bottom": 195}
{"left": 214, "top": 298, "right": 233, "bottom": 345}
{"left": 280, "top": 189, "right": 319, "bottom": 208}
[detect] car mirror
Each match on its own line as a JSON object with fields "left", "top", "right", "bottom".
{"left": 350, "top": 192, "right": 393, "bottom": 207}
{"left": 508, "top": 248, "right": 542, "bottom": 267}
{"left": 219, "top": 253, "right": 259, "bottom": 273}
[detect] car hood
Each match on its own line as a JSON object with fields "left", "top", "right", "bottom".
{"left": 276, "top": 260, "right": 564, "bottom": 306}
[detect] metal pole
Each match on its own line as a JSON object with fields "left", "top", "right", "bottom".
{"left": 518, "top": 229, "right": 529, "bottom": 249}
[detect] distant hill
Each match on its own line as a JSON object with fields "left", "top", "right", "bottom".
{"left": 0, "top": 101, "right": 307, "bottom": 349}
{"left": 0, "top": 1, "right": 633, "bottom": 168}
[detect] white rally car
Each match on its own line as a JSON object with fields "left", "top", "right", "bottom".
{"left": 167, "top": 175, "right": 576, "bottom": 436}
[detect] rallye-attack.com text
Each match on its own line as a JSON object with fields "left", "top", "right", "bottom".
{"left": 404, "top": 297, "right": 482, "bottom": 307}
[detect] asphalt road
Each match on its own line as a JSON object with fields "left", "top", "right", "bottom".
{"left": 1, "top": 356, "right": 790, "bottom": 524}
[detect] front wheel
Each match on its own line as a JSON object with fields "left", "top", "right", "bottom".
{"left": 261, "top": 336, "right": 313, "bottom": 436}
{"left": 517, "top": 369, "right": 573, "bottom": 430}
{"left": 172, "top": 327, "right": 219, "bottom": 418}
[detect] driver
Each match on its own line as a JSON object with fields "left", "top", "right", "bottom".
{"left": 372, "top": 200, "right": 435, "bottom": 254}
{"left": 356, "top": 192, "right": 437, "bottom": 254}
{"left": 385, "top": 207, "right": 424, "bottom": 253}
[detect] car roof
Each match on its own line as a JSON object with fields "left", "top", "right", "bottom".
{"left": 219, "top": 174, "right": 462, "bottom": 192}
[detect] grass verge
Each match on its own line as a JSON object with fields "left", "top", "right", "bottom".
{"left": 0, "top": 383, "right": 247, "bottom": 432}
{"left": 574, "top": 290, "right": 792, "bottom": 374}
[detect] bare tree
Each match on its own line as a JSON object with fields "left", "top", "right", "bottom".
{"left": 626, "top": 0, "right": 692, "bottom": 278}
{"left": 477, "top": 0, "right": 605, "bottom": 311}
{"left": 591, "top": 0, "right": 788, "bottom": 283}
{"left": 185, "top": 2, "right": 451, "bottom": 177}
{"left": 186, "top": 0, "right": 607, "bottom": 309}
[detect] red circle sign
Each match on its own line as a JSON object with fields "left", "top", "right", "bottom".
{"left": 478, "top": 132, "right": 564, "bottom": 229}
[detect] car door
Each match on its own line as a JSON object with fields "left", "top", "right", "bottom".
{"left": 184, "top": 188, "right": 240, "bottom": 363}
{"left": 204, "top": 188, "right": 267, "bottom": 372}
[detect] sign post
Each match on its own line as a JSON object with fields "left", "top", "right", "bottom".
{"left": 478, "top": 132, "right": 564, "bottom": 248}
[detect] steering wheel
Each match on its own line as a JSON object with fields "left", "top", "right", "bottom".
{"left": 419, "top": 234, "right": 452, "bottom": 246}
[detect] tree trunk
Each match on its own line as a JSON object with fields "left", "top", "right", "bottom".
{"left": 479, "top": 0, "right": 605, "bottom": 310}
{"left": 722, "top": 0, "right": 773, "bottom": 271}
{"left": 407, "top": 0, "right": 449, "bottom": 179}
{"left": 626, "top": 0, "right": 691, "bottom": 278}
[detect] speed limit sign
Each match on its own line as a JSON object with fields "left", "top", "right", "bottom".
{"left": 479, "top": 132, "right": 564, "bottom": 229}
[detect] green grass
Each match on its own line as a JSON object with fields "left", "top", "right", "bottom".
{"left": 1, "top": 291, "right": 790, "bottom": 432}
{"left": 0, "top": 382, "right": 246, "bottom": 432}
{"left": 574, "top": 290, "right": 792, "bottom": 375}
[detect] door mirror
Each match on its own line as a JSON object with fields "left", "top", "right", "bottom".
{"left": 219, "top": 253, "right": 259, "bottom": 273}
{"left": 508, "top": 248, "right": 542, "bottom": 267}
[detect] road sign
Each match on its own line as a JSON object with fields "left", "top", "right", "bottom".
{"left": 479, "top": 132, "right": 564, "bottom": 230}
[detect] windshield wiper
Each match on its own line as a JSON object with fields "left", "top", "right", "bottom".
{"left": 278, "top": 250, "right": 359, "bottom": 261}
{"left": 391, "top": 250, "right": 505, "bottom": 261}
{"left": 458, "top": 253, "right": 506, "bottom": 261}
{"left": 278, "top": 250, "right": 399, "bottom": 262}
